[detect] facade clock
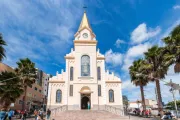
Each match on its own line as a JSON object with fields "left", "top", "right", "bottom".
{"left": 83, "top": 33, "right": 88, "bottom": 38}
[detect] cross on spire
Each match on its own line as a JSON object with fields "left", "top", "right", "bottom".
{"left": 83, "top": 5, "right": 87, "bottom": 12}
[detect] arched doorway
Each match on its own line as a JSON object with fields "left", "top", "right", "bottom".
{"left": 80, "top": 86, "right": 92, "bottom": 110}
{"left": 81, "top": 96, "right": 90, "bottom": 109}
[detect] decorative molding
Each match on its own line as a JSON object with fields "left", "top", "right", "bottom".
{"left": 74, "top": 40, "right": 97, "bottom": 44}
{"left": 78, "top": 76, "right": 94, "bottom": 79}
{"left": 48, "top": 81, "right": 65, "bottom": 83}
{"left": 106, "top": 83, "right": 119, "bottom": 87}
{"left": 64, "top": 56, "right": 75, "bottom": 59}
{"left": 106, "top": 81, "right": 122, "bottom": 83}
{"left": 74, "top": 26, "right": 96, "bottom": 38}
{"left": 97, "top": 57, "right": 105, "bottom": 60}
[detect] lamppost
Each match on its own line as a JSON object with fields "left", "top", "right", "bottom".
{"left": 165, "top": 79, "right": 179, "bottom": 118}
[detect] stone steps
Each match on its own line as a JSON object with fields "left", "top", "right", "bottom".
{"left": 51, "top": 110, "right": 128, "bottom": 120}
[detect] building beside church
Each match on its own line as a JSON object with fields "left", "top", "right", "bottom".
{"left": 47, "top": 11, "right": 123, "bottom": 110}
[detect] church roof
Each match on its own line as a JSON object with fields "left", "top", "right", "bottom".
{"left": 78, "top": 11, "right": 92, "bottom": 31}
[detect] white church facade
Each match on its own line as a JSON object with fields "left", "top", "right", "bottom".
{"left": 47, "top": 11, "right": 123, "bottom": 110}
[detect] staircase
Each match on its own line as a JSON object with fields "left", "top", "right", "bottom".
{"left": 50, "top": 105, "right": 126, "bottom": 120}
{"left": 51, "top": 110, "right": 128, "bottom": 120}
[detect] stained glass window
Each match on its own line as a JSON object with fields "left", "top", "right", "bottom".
{"left": 97, "top": 67, "right": 101, "bottom": 80}
{"left": 109, "top": 89, "right": 114, "bottom": 102}
{"left": 81, "top": 55, "right": 90, "bottom": 76}
{"left": 56, "top": 90, "right": 62, "bottom": 103}
{"left": 70, "top": 67, "right": 73, "bottom": 81}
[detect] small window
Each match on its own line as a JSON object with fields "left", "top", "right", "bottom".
{"left": 70, "top": 67, "right": 73, "bottom": 81}
{"left": 56, "top": 90, "right": 62, "bottom": 103}
{"left": 34, "top": 87, "right": 37, "bottom": 91}
{"left": 98, "top": 85, "right": 101, "bottom": 96}
{"left": 19, "top": 100, "right": 23, "bottom": 104}
{"left": 109, "top": 89, "right": 114, "bottom": 102}
{"left": 81, "top": 55, "right": 90, "bottom": 76}
{"left": 26, "top": 102, "right": 30, "bottom": 105}
{"left": 70, "top": 85, "right": 73, "bottom": 96}
{"left": 97, "top": 67, "right": 101, "bottom": 80}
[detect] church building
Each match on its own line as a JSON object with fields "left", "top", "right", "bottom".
{"left": 47, "top": 11, "right": 123, "bottom": 110}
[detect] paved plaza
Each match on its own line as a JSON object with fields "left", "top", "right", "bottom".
{"left": 50, "top": 110, "right": 155, "bottom": 120}
{"left": 13, "top": 110, "right": 161, "bottom": 120}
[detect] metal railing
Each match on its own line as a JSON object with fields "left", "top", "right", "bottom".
{"left": 105, "top": 105, "right": 124, "bottom": 116}
{"left": 51, "top": 105, "right": 67, "bottom": 116}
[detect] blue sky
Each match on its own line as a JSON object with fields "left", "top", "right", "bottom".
{"left": 0, "top": 0, "right": 180, "bottom": 103}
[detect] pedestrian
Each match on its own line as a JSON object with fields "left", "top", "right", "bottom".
{"left": 34, "top": 109, "right": 38, "bottom": 120}
{"left": 8, "top": 109, "right": 13, "bottom": 120}
{"left": 46, "top": 109, "right": 51, "bottom": 120}
{"left": 20, "top": 109, "right": 27, "bottom": 120}
{"left": 148, "top": 109, "right": 151, "bottom": 117}
{"left": 87, "top": 101, "right": 90, "bottom": 110}
{"left": 39, "top": 109, "right": 43, "bottom": 119}
{"left": 36, "top": 114, "right": 42, "bottom": 120}
{"left": 0, "top": 108, "right": 7, "bottom": 120}
{"left": 145, "top": 109, "right": 149, "bottom": 118}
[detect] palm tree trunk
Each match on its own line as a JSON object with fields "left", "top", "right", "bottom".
{"left": 140, "top": 85, "right": 146, "bottom": 115}
{"left": 22, "top": 86, "right": 27, "bottom": 110}
{"left": 156, "top": 80, "right": 163, "bottom": 116}
{"left": 2, "top": 101, "right": 11, "bottom": 110}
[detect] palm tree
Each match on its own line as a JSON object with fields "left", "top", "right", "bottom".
{"left": 129, "top": 59, "right": 149, "bottom": 113}
{"left": 0, "top": 71, "right": 23, "bottom": 110}
{"left": 0, "top": 33, "right": 6, "bottom": 61}
{"left": 144, "top": 46, "right": 169, "bottom": 116}
{"left": 163, "top": 25, "right": 180, "bottom": 73}
{"left": 15, "top": 58, "right": 36, "bottom": 110}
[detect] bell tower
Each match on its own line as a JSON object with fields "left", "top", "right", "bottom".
{"left": 74, "top": 11, "right": 96, "bottom": 42}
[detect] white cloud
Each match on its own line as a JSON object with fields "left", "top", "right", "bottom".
{"left": 114, "top": 39, "right": 125, "bottom": 48}
{"left": 131, "top": 23, "right": 161, "bottom": 44}
{"left": 0, "top": 0, "right": 84, "bottom": 71}
{"left": 122, "top": 42, "right": 151, "bottom": 71}
{"left": 105, "top": 49, "right": 123, "bottom": 66}
{"left": 122, "top": 80, "right": 136, "bottom": 90}
{"left": 126, "top": 43, "right": 151, "bottom": 58}
{"left": 173, "top": 5, "right": 180, "bottom": 9}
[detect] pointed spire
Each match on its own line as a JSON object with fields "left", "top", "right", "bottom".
{"left": 78, "top": 11, "right": 92, "bottom": 31}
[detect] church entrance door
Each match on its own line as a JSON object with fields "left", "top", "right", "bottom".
{"left": 81, "top": 94, "right": 91, "bottom": 109}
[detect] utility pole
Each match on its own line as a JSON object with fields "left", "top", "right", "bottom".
{"left": 170, "top": 88, "right": 178, "bottom": 118}
{"left": 165, "top": 79, "right": 180, "bottom": 118}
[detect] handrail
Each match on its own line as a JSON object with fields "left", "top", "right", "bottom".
{"left": 105, "top": 105, "right": 124, "bottom": 116}
{"left": 50, "top": 105, "right": 67, "bottom": 116}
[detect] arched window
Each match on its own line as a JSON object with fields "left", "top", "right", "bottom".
{"left": 97, "top": 67, "right": 101, "bottom": 80}
{"left": 109, "top": 89, "right": 114, "bottom": 102}
{"left": 81, "top": 55, "right": 90, "bottom": 76}
{"left": 70, "top": 67, "right": 73, "bottom": 81}
{"left": 56, "top": 90, "right": 62, "bottom": 103}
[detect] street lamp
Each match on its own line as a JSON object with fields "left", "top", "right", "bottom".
{"left": 165, "top": 79, "right": 179, "bottom": 118}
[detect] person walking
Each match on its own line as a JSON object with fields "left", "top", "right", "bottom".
{"left": 39, "top": 109, "right": 43, "bottom": 119}
{"left": 0, "top": 108, "right": 7, "bottom": 120}
{"left": 87, "top": 101, "right": 90, "bottom": 110}
{"left": 34, "top": 109, "right": 38, "bottom": 120}
{"left": 8, "top": 109, "right": 13, "bottom": 120}
{"left": 46, "top": 109, "right": 51, "bottom": 120}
